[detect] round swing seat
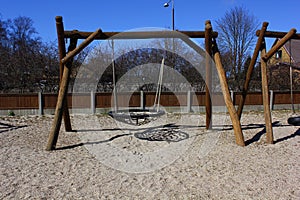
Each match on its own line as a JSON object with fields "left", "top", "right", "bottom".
{"left": 287, "top": 116, "right": 300, "bottom": 126}
{"left": 108, "top": 108, "right": 165, "bottom": 125}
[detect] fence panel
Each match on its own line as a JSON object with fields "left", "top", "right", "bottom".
{"left": 0, "top": 94, "right": 38, "bottom": 109}
{"left": 234, "top": 92, "right": 263, "bottom": 105}
{"left": 0, "top": 91, "right": 300, "bottom": 110}
{"left": 43, "top": 93, "right": 58, "bottom": 108}
{"left": 96, "top": 93, "right": 112, "bottom": 108}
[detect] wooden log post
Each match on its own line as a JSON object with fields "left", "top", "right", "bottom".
{"left": 55, "top": 16, "right": 72, "bottom": 131}
{"left": 46, "top": 28, "right": 101, "bottom": 151}
{"left": 46, "top": 63, "right": 71, "bottom": 150}
{"left": 260, "top": 39, "right": 274, "bottom": 144}
{"left": 259, "top": 28, "right": 296, "bottom": 145}
{"left": 205, "top": 20, "right": 213, "bottom": 129}
{"left": 212, "top": 39, "right": 245, "bottom": 146}
{"left": 237, "top": 22, "right": 269, "bottom": 119}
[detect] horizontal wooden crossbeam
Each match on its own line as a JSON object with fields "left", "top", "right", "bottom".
{"left": 256, "top": 30, "right": 300, "bottom": 39}
{"left": 63, "top": 30, "right": 218, "bottom": 40}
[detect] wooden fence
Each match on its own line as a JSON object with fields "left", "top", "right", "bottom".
{"left": 0, "top": 91, "right": 299, "bottom": 113}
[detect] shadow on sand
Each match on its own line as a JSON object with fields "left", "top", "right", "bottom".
{"left": 0, "top": 122, "right": 27, "bottom": 134}
{"left": 55, "top": 120, "right": 300, "bottom": 150}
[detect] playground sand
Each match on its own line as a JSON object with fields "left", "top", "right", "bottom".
{"left": 0, "top": 111, "right": 299, "bottom": 199}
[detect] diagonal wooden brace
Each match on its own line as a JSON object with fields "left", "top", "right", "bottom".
{"left": 237, "top": 22, "right": 269, "bottom": 119}
{"left": 263, "top": 28, "right": 296, "bottom": 61}
{"left": 212, "top": 39, "right": 245, "bottom": 146}
{"left": 61, "top": 29, "right": 102, "bottom": 65}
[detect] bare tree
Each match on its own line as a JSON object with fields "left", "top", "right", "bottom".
{"left": 37, "top": 41, "right": 60, "bottom": 92}
{"left": 153, "top": 38, "right": 206, "bottom": 91}
{"left": 0, "top": 16, "right": 8, "bottom": 47}
{"left": 0, "top": 17, "right": 10, "bottom": 91}
{"left": 216, "top": 6, "right": 259, "bottom": 91}
{"left": 5, "top": 16, "right": 43, "bottom": 92}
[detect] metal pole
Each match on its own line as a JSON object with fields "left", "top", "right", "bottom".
{"left": 140, "top": 90, "right": 145, "bottom": 110}
{"left": 38, "top": 92, "right": 43, "bottom": 115}
{"left": 171, "top": 0, "right": 175, "bottom": 74}
{"left": 289, "top": 40, "right": 295, "bottom": 113}
{"left": 187, "top": 90, "right": 192, "bottom": 113}
{"left": 172, "top": 0, "right": 174, "bottom": 31}
{"left": 112, "top": 40, "right": 118, "bottom": 112}
{"left": 269, "top": 90, "right": 274, "bottom": 111}
{"left": 91, "top": 90, "right": 96, "bottom": 114}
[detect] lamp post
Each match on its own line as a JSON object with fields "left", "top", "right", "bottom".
{"left": 163, "top": 0, "right": 174, "bottom": 30}
{"left": 163, "top": 0, "right": 175, "bottom": 76}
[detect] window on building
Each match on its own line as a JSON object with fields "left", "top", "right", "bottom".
{"left": 275, "top": 50, "right": 282, "bottom": 59}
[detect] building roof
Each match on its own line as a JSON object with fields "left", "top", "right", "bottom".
{"left": 270, "top": 38, "right": 300, "bottom": 67}
{"left": 282, "top": 39, "right": 300, "bottom": 63}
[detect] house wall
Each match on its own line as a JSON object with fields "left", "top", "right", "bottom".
{"left": 268, "top": 46, "right": 291, "bottom": 66}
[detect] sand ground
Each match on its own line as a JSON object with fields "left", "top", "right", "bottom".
{"left": 0, "top": 110, "right": 299, "bottom": 199}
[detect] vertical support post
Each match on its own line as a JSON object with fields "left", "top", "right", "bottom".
{"left": 205, "top": 20, "right": 213, "bottom": 129}
{"left": 187, "top": 90, "right": 192, "bottom": 113}
{"left": 38, "top": 92, "right": 43, "bottom": 115}
{"left": 260, "top": 39, "right": 274, "bottom": 144}
{"left": 47, "top": 18, "right": 100, "bottom": 150}
{"left": 212, "top": 39, "right": 245, "bottom": 146}
{"left": 55, "top": 16, "right": 72, "bottom": 131}
{"left": 140, "top": 90, "right": 145, "bottom": 110}
{"left": 237, "top": 22, "right": 269, "bottom": 119}
{"left": 91, "top": 90, "right": 96, "bottom": 114}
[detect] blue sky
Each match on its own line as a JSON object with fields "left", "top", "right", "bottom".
{"left": 0, "top": 0, "right": 299, "bottom": 48}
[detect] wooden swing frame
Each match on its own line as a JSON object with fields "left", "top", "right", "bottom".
{"left": 46, "top": 17, "right": 221, "bottom": 150}
{"left": 237, "top": 22, "right": 299, "bottom": 144}
{"left": 47, "top": 16, "right": 264, "bottom": 150}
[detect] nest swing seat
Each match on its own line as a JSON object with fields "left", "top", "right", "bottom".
{"left": 108, "top": 50, "right": 166, "bottom": 125}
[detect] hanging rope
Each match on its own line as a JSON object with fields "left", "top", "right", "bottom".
{"left": 153, "top": 57, "right": 165, "bottom": 112}
{"left": 109, "top": 39, "right": 118, "bottom": 112}
{"left": 289, "top": 39, "right": 295, "bottom": 113}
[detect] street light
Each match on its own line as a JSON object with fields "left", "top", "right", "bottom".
{"left": 163, "top": 0, "right": 175, "bottom": 70}
{"left": 163, "top": 0, "right": 174, "bottom": 30}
